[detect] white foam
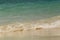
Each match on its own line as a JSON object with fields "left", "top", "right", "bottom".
{"left": 0, "top": 19, "right": 60, "bottom": 32}
{"left": 40, "top": 20, "right": 60, "bottom": 28}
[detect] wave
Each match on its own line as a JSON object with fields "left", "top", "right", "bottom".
{"left": 0, "top": 16, "right": 60, "bottom": 32}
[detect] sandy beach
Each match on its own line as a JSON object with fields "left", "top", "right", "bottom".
{"left": 0, "top": 27, "right": 60, "bottom": 40}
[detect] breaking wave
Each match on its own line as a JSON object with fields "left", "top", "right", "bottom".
{"left": 0, "top": 16, "right": 60, "bottom": 32}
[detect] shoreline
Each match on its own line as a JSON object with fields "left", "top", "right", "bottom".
{"left": 0, "top": 16, "right": 60, "bottom": 37}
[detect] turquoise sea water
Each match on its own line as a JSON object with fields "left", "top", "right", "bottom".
{"left": 0, "top": 0, "right": 60, "bottom": 40}
{"left": 0, "top": 0, "right": 60, "bottom": 24}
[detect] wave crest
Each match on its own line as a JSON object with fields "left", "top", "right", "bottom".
{"left": 0, "top": 16, "right": 60, "bottom": 32}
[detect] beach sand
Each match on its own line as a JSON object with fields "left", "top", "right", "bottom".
{"left": 0, "top": 28, "right": 60, "bottom": 40}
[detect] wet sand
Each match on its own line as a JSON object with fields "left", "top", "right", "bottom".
{"left": 0, "top": 28, "right": 60, "bottom": 40}
{"left": 0, "top": 16, "right": 60, "bottom": 40}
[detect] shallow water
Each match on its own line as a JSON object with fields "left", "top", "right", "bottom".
{"left": 0, "top": 36, "right": 60, "bottom": 40}
{"left": 0, "top": 0, "right": 60, "bottom": 24}
{"left": 0, "top": 0, "right": 60, "bottom": 40}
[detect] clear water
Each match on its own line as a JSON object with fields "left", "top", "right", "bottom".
{"left": 0, "top": 36, "right": 60, "bottom": 40}
{"left": 0, "top": 1, "right": 60, "bottom": 24}
{"left": 0, "top": 0, "right": 60, "bottom": 40}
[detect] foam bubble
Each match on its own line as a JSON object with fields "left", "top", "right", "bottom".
{"left": 0, "top": 16, "right": 60, "bottom": 32}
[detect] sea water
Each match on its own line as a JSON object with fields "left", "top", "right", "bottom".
{"left": 0, "top": 0, "right": 60, "bottom": 40}
{"left": 0, "top": 0, "right": 60, "bottom": 24}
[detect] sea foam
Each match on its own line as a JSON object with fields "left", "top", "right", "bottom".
{"left": 0, "top": 16, "right": 60, "bottom": 32}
